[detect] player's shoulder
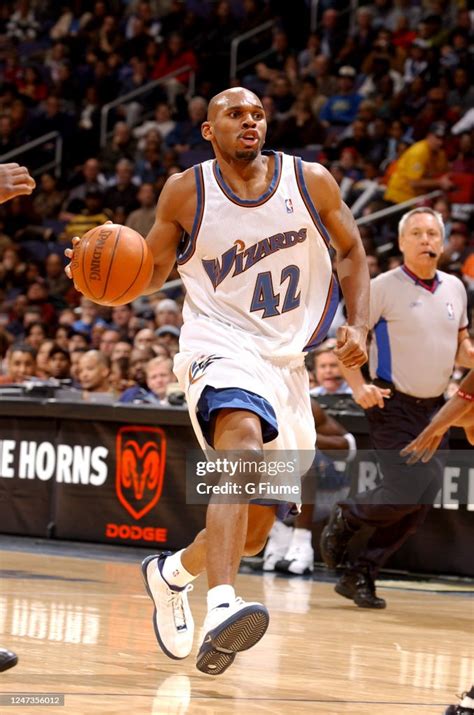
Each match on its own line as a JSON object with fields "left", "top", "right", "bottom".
{"left": 298, "top": 157, "right": 332, "bottom": 182}
{"left": 162, "top": 166, "right": 197, "bottom": 193}
{"left": 158, "top": 166, "right": 198, "bottom": 210}
{"left": 297, "top": 157, "right": 339, "bottom": 201}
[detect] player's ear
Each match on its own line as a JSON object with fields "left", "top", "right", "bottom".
{"left": 201, "top": 121, "right": 213, "bottom": 142}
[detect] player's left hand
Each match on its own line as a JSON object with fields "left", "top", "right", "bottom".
{"left": 401, "top": 424, "right": 445, "bottom": 464}
{"left": 334, "top": 325, "right": 368, "bottom": 369}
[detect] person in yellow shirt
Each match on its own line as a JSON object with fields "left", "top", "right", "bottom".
{"left": 63, "top": 190, "right": 112, "bottom": 242}
{"left": 384, "top": 122, "right": 454, "bottom": 203}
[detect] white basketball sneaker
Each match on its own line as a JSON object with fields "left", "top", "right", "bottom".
{"left": 196, "top": 597, "right": 269, "bottom": 675}
{"left": 141, "top": 553, "right": 194, "bottom": 660}
{"left": 262, "top": 521, "right": 293, "bottom": 571}
{"left": 275, "top": 528, "right": 314, "bottom": 575}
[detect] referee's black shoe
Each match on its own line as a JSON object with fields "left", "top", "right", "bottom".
{"left": 319, "top": 506, "right": 354, "bottom": 569}
{"left": 335, "top": 568, "right": 386, "bottom": 609}
{"left": 0, "top": 648, "right": 18, "bottom": 672}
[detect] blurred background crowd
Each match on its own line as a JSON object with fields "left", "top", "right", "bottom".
{"left": 0, "top": 0, "right": 473, "bottom": 403}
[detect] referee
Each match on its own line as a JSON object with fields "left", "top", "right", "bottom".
{"left": 320, "top": 207, "right": 474, "bottom": 608}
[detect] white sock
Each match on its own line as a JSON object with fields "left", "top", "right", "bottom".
{"left": 291, "top": 528, "right": 312, "bottom": 545}
{"left": 271, "top": 521, "right": 291, "bottom": 538}
{"left": 460, "top": 695, "right": 474, "bottom": 708}
{"left": 207, "top": 584, "right": 235, "bottom": 612}
{"left": 161, "top": 549, "right": 197, "bottom": 588}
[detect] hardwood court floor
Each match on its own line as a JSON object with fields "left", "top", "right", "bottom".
{"left": 0, "top": 540, "right": 472, "bottom": 715}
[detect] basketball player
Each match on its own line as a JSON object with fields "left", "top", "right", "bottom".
{"left": 67, "top": 87, "right": 370, "bottom": 674}
{"left": 0, "top": 161, "right": 35, "bottom": 672}
{"left": 402, "top": 370, "right": 474, "bottom": 715}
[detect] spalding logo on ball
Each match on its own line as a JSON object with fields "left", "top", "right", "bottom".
{"left": 71, "top": 224, "right": 154, "bottom": 306}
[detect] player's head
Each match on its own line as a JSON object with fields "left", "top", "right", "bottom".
{"left": 202, "top": 87, "right": 267, "bottom": 162}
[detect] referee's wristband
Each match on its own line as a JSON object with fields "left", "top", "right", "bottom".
{"left": 458, "top": 389, "right": 474, "bottom": 402}
{"left": 343, "top": 432, "right": 357, "bottom": 462}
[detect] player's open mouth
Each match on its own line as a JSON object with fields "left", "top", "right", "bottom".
{"left": 239, "top": 133, "right": 259, "bottom": 146}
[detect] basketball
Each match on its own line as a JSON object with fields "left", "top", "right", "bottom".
{"left": 70, "top": 223, "right": 154, "bottom": 306}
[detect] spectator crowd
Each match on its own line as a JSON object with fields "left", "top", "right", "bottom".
{"left": 0, "top": 0, "right": 473, "bottom": 401}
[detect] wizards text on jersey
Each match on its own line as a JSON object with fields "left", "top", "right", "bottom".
{"left": 202, "top": 228, "right": 307, "bottom": 290}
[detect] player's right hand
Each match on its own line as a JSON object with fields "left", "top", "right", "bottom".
{"left": 353, "top": 383, "right": 391, "bottom": 409}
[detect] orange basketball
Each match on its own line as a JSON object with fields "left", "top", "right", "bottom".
{"left": 70, "top": 223, "right": 154, "bottom": 306}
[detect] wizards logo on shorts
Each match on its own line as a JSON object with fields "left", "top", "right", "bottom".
{"left": 188, "top": 355, "right": 224, "bottom": 386}
{"left": 115, "top": 426, "right": 166, "bottom": 520}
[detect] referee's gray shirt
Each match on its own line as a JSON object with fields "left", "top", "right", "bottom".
{"left": 369, "top": 266, "right": 468, "bottom": 398}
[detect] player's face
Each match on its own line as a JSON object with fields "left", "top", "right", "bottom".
{"left": 399, "top": 213, "right": 444, "bottom": 269}
{"left": 204, "top": 96, "right": 267, "bottom": 161}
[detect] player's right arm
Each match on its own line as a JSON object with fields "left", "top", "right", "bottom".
{"left": 143, "top": 169, "right": 197, "bottom": 293}
{"left": 303, "top": 161, "right": 369, "bottom": 369}
{"left": 401, "top": 370, "right": 474, "bottom": 462}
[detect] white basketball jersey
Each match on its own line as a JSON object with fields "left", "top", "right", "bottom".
{"left": 177, "top": 151, "right": 338, "bottom": 358}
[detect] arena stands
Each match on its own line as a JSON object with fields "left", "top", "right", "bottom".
{"left": 0, "top": 0, "right": 472, "bottom": 397}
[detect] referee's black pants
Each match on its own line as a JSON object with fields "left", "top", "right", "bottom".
{"left": 338, "top": 390, "right": 447, "bottom": 578}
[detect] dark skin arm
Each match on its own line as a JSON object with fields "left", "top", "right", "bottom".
{"left": 312, "top": 398, "right": 349, "bottom": 452}
{"left": 143, "top": 169, "right": 197, "bottom": 293}
{"left": 65, "top": 169, "right": 197, "bottom": 289}
{"left": 0, "top": 163, "right": 35, "bottom": 203}
{"left": 401, "top": 370, "right": 474, "bottom": 463}
{"left": 303, "top": 162, "right": 370, "bottom": 369}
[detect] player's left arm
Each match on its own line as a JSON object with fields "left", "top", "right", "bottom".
{"left": 303, "top": 162, "right": 369, "bottom": 369}
{"left": 455, "top": 328, "right": 474, "bottom": 368}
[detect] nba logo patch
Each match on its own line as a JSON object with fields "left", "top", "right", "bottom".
{"left": 285, "top": 198, "right": 294, "bottom": 213}
{"left": 446, "top": 302, "right": 455, "bottom": 320}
